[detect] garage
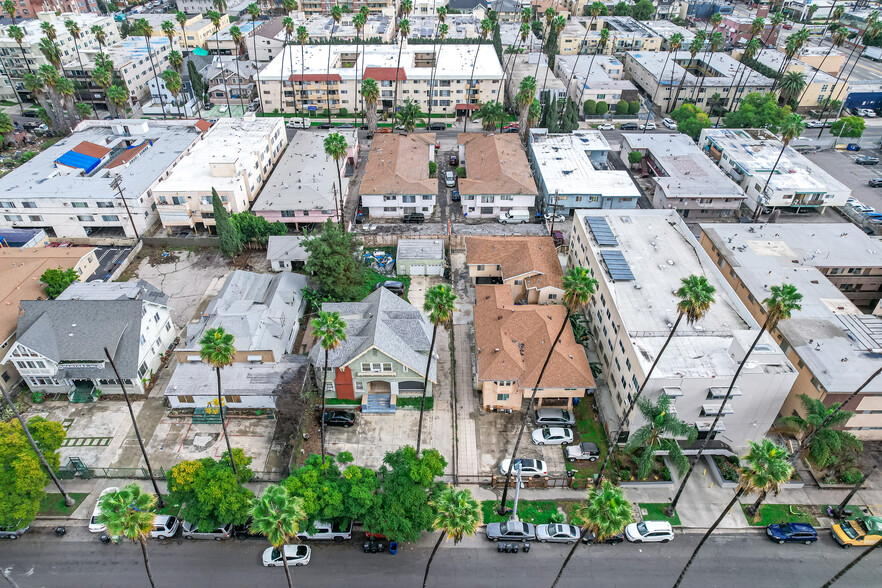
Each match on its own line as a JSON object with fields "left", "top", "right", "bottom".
{"left": 396, "top": 239, "right": 445, "bottom": 276}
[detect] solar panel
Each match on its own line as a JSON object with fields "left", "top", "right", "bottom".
{"left": 585, "top": 217, "right": 619, "bottom": 246}
{"left": 601, "top": 250, "right": 635, "bottom": 281}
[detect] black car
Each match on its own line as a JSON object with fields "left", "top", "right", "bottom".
{"left": 502, "top": 127, "right": 518, "bottom": 133}
{"left": 620, "top": 122, "right": 638, "bottom": 130}
{"left": 21, "top": 110, "right": 40, "bottom": 118}
{"left": 869, "top": 178, "right": 882, "bottom": 187}
{"left": 582, "top": 531, "right": 625, "bottom": 545}
{"left": 317, "top": 122, "right": 335, "bottom": 130}
{"left": 373, "top": 280, "right": 405, "bottom": 295}
{"left": 402, "top": 212, "right": 425, "bottom": 224}
{"left": 428, "top": 122, "right": 447, "bottom": 130}
{"left": 449, "top": 154, "right": 459, "bottom": 166}
{"left": 323, "top": 411, "right": 356, "bottom": 428}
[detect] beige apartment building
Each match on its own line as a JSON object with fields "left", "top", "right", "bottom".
{"left": 139, "top": 13, "right": 230, "bottom": 50}
{"left": 558, "top": 16, "right": 663, "bottom": 56}
{"left": 299, "top": 0, "right": 393, "bottom": 17}
{"left": 738, "top": 49, "right": 848, "bottom": 113}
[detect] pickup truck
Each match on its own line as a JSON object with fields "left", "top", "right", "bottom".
{"left": 864, "top": 46, "right": 882, "bottom": 61}
{"left": 296, "top": 520, "right": 353, "bottom": 542}
{"left": 831, "top": 516, "right": 882, "bottom": 547}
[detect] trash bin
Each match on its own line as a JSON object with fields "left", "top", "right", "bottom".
{"left": 497, "top": 542, "right": 505, "bottom": 553}
{"left": 389, "top": 541, "right": 398, "bottom": 555}
{"left": 504, "top": 542, "right": 513, "bottom": 553}
{"left": 363, "top": 541, "right": 371, "bottom": 553}
{"left": 511, "top": 543, "right": 519, "bottom": 554}
{"left": 523, "top": 541, "right": 531, "bottom": 553}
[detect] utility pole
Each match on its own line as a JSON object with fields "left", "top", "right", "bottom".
{"left": 832, "top": 464, "right": 877, "bottom": 519}
{"left": 110, "top": 175, "right": 140, "bottom": 241}
{"left": 549, "top": 189, "right": 559, "bottom": 234}
{"left": 511, "top": 460, "right": 523, "bottom": 521}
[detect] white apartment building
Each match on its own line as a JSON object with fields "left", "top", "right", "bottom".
{"left": 554, "top": 54, "right": 639, "bottom": 106}
{"left": 570, "top": 209, "right": 797, "bottom": 449}
{"left": 154, "top": 115, "right": 286, "bottom": 232}
{"left": 257, "top": 41, "right": 504, "bottom": 115}
{"left": 699, "top": 128, "right": 851, "bottom": 214}
{"left": 0, "top": 120, "right": 205, "bottom": 239}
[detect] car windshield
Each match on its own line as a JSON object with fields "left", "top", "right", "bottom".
{"left": 561, "top": 410, "right": 571, "bottom": 421}
{"left": 271, "top": 547, "right": 282, "bottom": 560}
{"left": 636, "top": 522, "right": 648, "bottom": 535}
{"left": 841, "top": 522, "right": 859, "bottom": 539}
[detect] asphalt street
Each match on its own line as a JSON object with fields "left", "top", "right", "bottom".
{"left": 2, "top": 530, "right": 879, "bottom": 588}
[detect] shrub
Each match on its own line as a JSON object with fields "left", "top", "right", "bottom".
{"left": 31, "top": 390, "right": 44, "bottom": 403}
{"left": 428, "top": 161, "right": 437, "bottom": 177}
{"left": 629, "top": 100, "right": 640, "bottom": 115}
{"left": 396, "top": 397, "right": 433, "bottom": 410}
{"left": 714, "top": 455, "right": 740, "bottom": 482}
{"left": 628, "top": 150, "right": 643, "bottom": 164}
{"left": 595, "top": 101, "right": 609, "bottom": 115}
{"left": 456, "top": 166, "right": 466, "bottom": 178}
{"left": 615, "top": 99, "right": 629, "bottom": 113}
{"left": 583, "top": 99, "right": 596, "bottom": 115}
{"left": 338, "top": 107, "right": 349, "bottom": 117}
{"left": 839, "top": 467, "right": 863, "bottom": 485}
{"left": 550, "top": 511, "right": 566, "bottom": 524}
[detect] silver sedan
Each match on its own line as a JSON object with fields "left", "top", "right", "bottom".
{"left": 536, "top": 524, "right": 581, "bottom": 544}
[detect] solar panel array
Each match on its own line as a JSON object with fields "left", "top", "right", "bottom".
{"left": 601, "top": 250, "right": 635, "bottom": 281}
{"left": 585, "top": 217, "right": 619, "bottom": 246}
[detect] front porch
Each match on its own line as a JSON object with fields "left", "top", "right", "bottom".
{"left": 69, "top": 381, "right": 99, "bottom": 404}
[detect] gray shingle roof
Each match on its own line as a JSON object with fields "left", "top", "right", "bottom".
{"left": 57, "top": 279, "right": 169, "bottom": 306}
{"left": 309, "top": 288, "right": 437, "bottom": 382}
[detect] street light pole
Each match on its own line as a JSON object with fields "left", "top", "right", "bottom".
{"left": 109, "top": 175, "right": 140, "bottom": 241}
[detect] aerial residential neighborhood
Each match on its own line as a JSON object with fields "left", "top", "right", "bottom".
{"left": 2, "top": 1, "right": 882, "bottom": 587}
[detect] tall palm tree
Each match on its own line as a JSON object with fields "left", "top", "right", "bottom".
{"left": 498, "top": 267, "right": 598, "bottom": 513}
{"left": 727, "top": 37, "right": 762, "bottom": 121}
{"left": 561, "top": 2, "right": 604, "bottom": 115}
{"left": 312, "top": 310, "right": 347, "bottom": 465}
{"left": 575, "top": 27, "right": 609, "bottom": 112}
{"left": 206, "top": 11, "right": 231, "bottom": 116}
{"left": 57, "top": 77, "right": 80, "bottom": 127}
{"left": 395, "top": 98, "right": 425, "bottom": 132}
{"left": 669, "top": 32, "right": 706, "bottom": 113}
{"left": 280, "top": 17, "right": 295, "bottom": 113}
{"left": 23, "top": 72, "right": 56, "bottom": 131}
{"left": 353, "top": 10, "right": 366, "bottom": 124}
{"left": 552, "top": 482, "right": 633, "bottom": 588}
{"left": 108, "top": 85, "right": 130, "bottom": 119}
{"left": 92, "top": 66, "right": 114, "bottom": 115}
{"left": 657, "top": 32, "right": 684, "bottom": 116}
{"left": 779, "top": 71, "right": 806, "bottom": 106}
{"left": 297, "top": 25, "right": 309, "bottom": 117}
{"left": 718, "top": 18, "right": 764, "bottom": 124}
{"left": 393, "top": 17, "right": 411, "bottom": 117}
{"left": 8, "top": 25, "right": 31, "bottom": 76}
{"left": 764, "top": 12, "right": 785, "bottom": 48}
{"left": 247, "top": 3, "right": 262, "bottom": 111}
{"left": 416, "top": 285, "right": 457, "bottom": 454}
{"left": 176, "top": 10, "right": 189, "bottom": 51}
{"left": 212, "top": 0, "right": 228, "bottom": 13}
{"left": 2, "top": 0, "right": 16, "bottom": 23}
{"left": 516, "top": 75, "right": 536, "bottom": 144}
{"left": 134, "top": 18, "right": 167, "bottom": 120}
{"left": 425, "top": 5, "right": 448, "bottom": 128}
{"left": 771, "top": 29, "right": 810, "bottom": 92}
{"left": 324, "top": 4, "right": 343, "bottom": 122}
{"left": 40, "top": 21, "right": 66, "bottom": 78}
{"left": 691, "top": 30, "right": 723, "bottom": 105}
{"left": 169, "top": 50, "right": 184, "bottom": 76}
{"left": 798, "top": 25, "right": 848, "bottom": 108}
{"left": 198, "top": 326, "right": 240, "bottom": 481}
{"left": 462, "top": 17, "right": 493, "bottom": 132}
{"left": 476, "top": 100, "right": 505, "bottom": 131}
{"left": 534, "top": 6, "right": 557, "bottom": 82}
{"left": 743, "top": 439, "right": 794, "bottom": 517}
{"left": 667, "top": 283, "right": 803, "bottom": 516}
{"left": 161, "top": 19, "right": 177, "bottom": 49}
{"left": 162, "top": 69, "right": 184, "bottom": 117}
{"left": 595, "top": 275, "right": 716, "bottom": 487}
{"left": 625, "top": 394, "right": 697, "bottom": 480}
{"left": 249, "top": 485, "right": 306, "bottom": 588}
{"left": 323, "top": 132, "right": 349, "bottom": 231}
{"left": 539, "top": 14, "right": 566, "bottom": 118}
{"left": 775, "top": 393, "right": 862, "bottom": 471}
{"left": 229, "top": 26, "right": 246, "bottom": 110}
{"left": 38, "top": 64, "right": 68, "bottom": 133}
{"left": 97, "top": 484, "right": 157, "bottom": 588}
{"left": 752, "top": 113, "right": 805, "bottom": 220}
{"left": 820, "top": 3, "right": 844, "bottom": 42}
{"left": 690, "top": 12, "right": 722, "bottom": 102}
{"left": 423, "top": 486, "right": 481, "bottom": 588}
{"left": 362, "top": 77, "right": 379, "bottom": 133}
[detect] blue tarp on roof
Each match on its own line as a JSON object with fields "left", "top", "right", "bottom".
{"left": 55, "top": 150, "right": 101, "bottom": 173}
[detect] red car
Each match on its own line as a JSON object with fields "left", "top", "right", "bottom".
{"left": 783, "top": 23, "right": 793, "bottom": 29}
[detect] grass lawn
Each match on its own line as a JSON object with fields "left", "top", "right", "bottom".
{"left": 565, "top": 400, "right": 609, "bottom": 480}
{"left": 823, "top": 504, "right": 863, "bottom": 520}
{"left": 354, "top": 268, "right": 411, "bottom": 302}
{"left": 640, "top": 503, "right": 681, "bottom": 525}
{"left": 741, "top": 504, "right": 819, "bottom": 527}
{"left": 481, "top": 500, "right": 559, "bottom": 525}
{"left": 38, "top": 492, "right": 90, "bottom": 517}
{"left": 156, "top": 497, "right": 182, "bottom": 517}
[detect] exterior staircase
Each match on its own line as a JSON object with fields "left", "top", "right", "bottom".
{"left": 362, "top": 394, "right": 396, "bottom": 414}
{"left": 192, "top": 406, "right": 224, "bottom": 424}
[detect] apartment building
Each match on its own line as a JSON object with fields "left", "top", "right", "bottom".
{"left": 793, "top": 45, "right": 846, "bottom": 76}
{"left": 740, "top": 49, "right": 848, "bottom": 113}
{"left": 176, "top": 0, "right": 250, "bottom": 15}
{"left": 457, "top": 133, "right": 537, "bottom": 219}
{"left": 299, "top": 0, "right": 394, "bottom": 18}
{"left": 529, "top": 129, "right": 640, "bottom": 215}
{"left": 359, "top": 133, "right": 437, "bottom": 218}
{"left": 303, "top": 12, "right": 395, "bottom": 42}
{"left": 570, "top": 210, "right": 797, "bottom": 448}
{"left": 554, "top": 54, "right": 639, "bottom": 106}
{"left": 644, "top": 20, "right": 696, "bottom": 50}
{"left": 0, "top": 12, "right": 121, "bottom": 103}
{"left": 465, "top": 236, "right": 564, "bottom": 305}
{"left": 139, "top": 13, "right": 230, "bottom": 50}
{"left": 154, "top": 116, "right": 285, "bottom": 232}
{"left": 621, "top": 133, "right": 745, "bottom": 219}
{"left": 700, "top": 223, "right": 882, "bottom": 439}
{"left": 257, "top": 42, "right": 504, "bottom": 115}
{"left": 720, "top": 15, "right": 780, "bottom": 47}
{"left": 625, "top": 49, "right": 776, "bottom": 113}
{"left": 506, "top": 53, "right": 567, "bottom": 108}
{"left": 0, "top": 120, "right": 204, "bottom": 239}
{"left": 558, "top": 16, "right": 663, "bottom": 56}
{"left": 699, "top": 128, "right": 851, "bottom": 214}
{"left": 206, "top": 19, "right": 262, "bottom": 55}
{"left": 243, "top": 17, "right": 286, "bottom": 62}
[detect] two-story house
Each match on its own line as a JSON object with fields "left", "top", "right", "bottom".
{"left": 359, "top": 133, "right": 438, "bottom": 219}
{"left": 457, "top": 133, "right": 538, "bottom": 219}
{"left": 309, "top": 288, "right": 437, "bottom": 413}
{"left": 466, "top": 236, "right": 564, "bottom": 304}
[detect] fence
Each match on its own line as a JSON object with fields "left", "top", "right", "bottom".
{"left": 142, "top": 235, "right": 221, "bottom": 248}
{"left": 58, "top": 465, "right": 285, "bottom": 482}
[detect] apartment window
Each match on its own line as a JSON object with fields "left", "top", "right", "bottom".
{"left": 0, "top": 202, "right": 14, "bottom": 208}
{"left": 480, "top": 196, "right": 493, "bottom": 204}
{"left": 97, "top": 202, "right": 114, "bottom": 208}
{"left": 384, "top": 207, "right": 397, "bottom": 212}
{"left": 402, "top": 195, "right": 416, "bottom": 203}
{"left": 72, "top": 202, "right": 88, "bottom": 208}
{"left": 77, "top": 215, "right": 94, "bottom": 222}
{"left": 21, "top": 201, "right": 36, "bottom": 208}
{"left": 360, "top": 362, "right": 393, "bottom": 372}
{"left": 4, "top": 215, "right": 22, "bottom": 221}
{"left": 626, "top": 358, "right": 631, "bottom": 371}
{"left": 614, "top": 358, "right": 621, "bottom": 372}
{"left": 102, "top": 215, "right": 119, "bottom": 222}
{"left": 514, "top": 280, "right": 522, "bottom": 285}
{"left": 548, "top": 293, "right": 557, "bottom": 300}
{"left": 497, "top": 393, "right": 510, "bottom": 401}
{"left": 355, "top": 381, "right": 364, "bottom": 391}
{"left": 224, "top": 395, "right": 243, "bottom": 403}
{"left": 477, "top": 265, "right": 485, "bottom": 271}
{"left": 177, "top": 395, "right": 195, "bottom": 404}
{"left": 172, "top": 196, "right": 186, "bottom": 205}
{"left": 29, "top": 215, "right": 42, "bottom": 222}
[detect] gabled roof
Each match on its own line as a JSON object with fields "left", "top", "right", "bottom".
{"left": 73, "top": 141, "right": 112, "bottom": 159}
{"left": 106, "top": 142, "right": 149, "bottom": 169}
{"left": 57, "top": 280, "right": 169, "bottom": 306}
{"left": 466, "top": 236, "right": 563, "bottom": 290}
{"left": 359, "top": 133, "right": 438, "bottom": 196}
{"left": 195, "top": 119, "right": 212, "bottom": 133}
{"left": 309, "top": 288, "right": 437, "bottom": 382}
{"left": 457, "top": 133, "right": 538, "bottom": 196}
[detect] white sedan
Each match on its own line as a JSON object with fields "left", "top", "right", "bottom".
{"left": 536, "top": 524, "right": 581, "bottom": 544}
{"left": 625, "top": 521, "right": 674, "bottom": 543}
{"left": 662, "top": 118, "right": 678, "bottom": 130}
{"left": 262, "top": 544, "right": 311, "bottom": 567}
{"left": 531, "top": 427, "right": 574, "bottom": 446}
{"left": 499, "top": 458, "right": 548, "bottom": 478}
{"left": 88, "top": 487, "right": 119, "bottom": 533}
{"left": 597, "top": 123, "right": 615, "bottom": 131}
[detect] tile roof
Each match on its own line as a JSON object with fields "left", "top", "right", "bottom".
{"left": 465, "top": 236, "right": 563, "bottom": 291}
{"left": 362, "top": 67, "right": 407, "bottom": 81}
{"left": 106, "top": 142, "right": 149, "bottom": 168}
{"left": 457, "top": 133, "right": 538, "bottom": 196}
{"left": 359, "top": 133, "right": 438, "bottom": 196}
{"left": 73, "top": 141, "right": 112, "bottom": 159}
{"left": 474, "top": 285, "right": 594, "bottom": 389}
{"left": 195, "top": 119, "right": 212, "bottom": 133}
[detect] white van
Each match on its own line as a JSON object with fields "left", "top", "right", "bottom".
{"left": 498, "top": 210, "right": 531, "bottom": 224}
{"left": 286, "top": 117, "right": 309, "bottom": 129}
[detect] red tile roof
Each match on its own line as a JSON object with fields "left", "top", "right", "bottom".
{"left": 195, "top": 119, "right": 212, "bottom": 132}
{"left": 455, "top": 103, "right": 480, "bottom": 110}
{"left": 106, "top": 142, "right": 149, "bottom": 168}
{"left": 288, "top": 73, "right": 343, "bottom": 82}
{"left": 362, "top": 67, "right": 407, "bottom": 82}
{"left": 72, "top": 141, "right": 111, "bottom": 159}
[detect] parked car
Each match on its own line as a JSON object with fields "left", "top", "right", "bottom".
{"left": 831, "top": 516, "right": 882, "bottom": 547}
{"left": 449, "top": 154, "right": 459, "bottom": 166}
{"left": 552, "top": 230, "right": 565, "bottom": 246}
{"left": 535, "top": 408, "right": 575, "bottom": 426}
{"left": 502, "top": 126, "right": 519, "bottom": 133}
{"left": 805, "top": 120, "right": 824, "bottom": 128}
{"left": 582, "top": 530, "right": 625, "bottom": 544}
{"left": 782, "top": 23, "right": 793, "bottom": 29}
{"left": 150, "top": 515, "right": 180, "bottom": 540}
{"left": 317, "top": 122, "right": 335, "bottom": 130}
{"left": 262, "top": 544, "right": 311, "bottom": 567}
{"left": 855, "top": 156, "right": 879, "bottom": 165}
{"left": 531, "top": 426, "right": 574, "bottom": 446}
{"left": 597, "top": 123, "right": 615, "bottom": 131}
{"left": 338, "top": 123, "right": 354, "bottom": 129}
{"left": 565, "top": 441, "right": 601, "bottom": 462}
{"left": 181, "top": 521, "right": 233, "bottom": 540}
{"left": 296, "top": 519, "right": 353, "bottom": 542}
{"left": 375, "top": 127, "right": 393, "bottom": 133}
{"left": 22, "top": 121, "right": 41, "bottom": 130}
{"left": 219, "top": 104, "right": 228, "bottom": 113}
{"left": 625, "top": 521, "right": 674, "bottom": 543}
{"left": 445, "top": 170, "right": 457, "bottom": 188}
{"left": 544, "top": 212, "right": 565, "bottom": 222}
{"left": 486, "top": 521, "right": 536, "bottom": 542}
{"left": 402, "top": 212, "right": 425, "bottom": 224}
{"left": 766, "top": 523, "right": 818, "bottom": 545}
{"left": 428, "top": 122, "right": 447, "bottom": 130}
{"left": 323, "top": 411, "right": 356, "bottom": 428}
{"left": 89, "top": 487, "right": 120, "bottom": 533}
{"left": 503, "top": 123, "right": 519, "bottom": 131}
{"left": 868, "top": 178, "right": 882, "bottom": 187}
{"left": 498, "top": 210, "right": 530, "bottom": 224}
{"left": 662, "top": 118, "right": 677, "bottom": 130}
{"left": 499, "top": 458, "right": 548, "bottom": 478}
{"left": 639, "top": 122, "right": 656, "bottom": 130}
{"left": 0, "top": 525, "right": 29, "bottom": 540}
{"left": 21, "top": 109, "right": 40, "bottom": 118}
{"left": 846, "top": 143, "right": 861, "bottom": 151}
{"left": 451, "top": 190, "right": 460, "bottom": 202}
{"left": 620, "top": 122, "right": 638, "bottom": 130}
{"left": 536, "top": 524, "right": 580, "bottom": 544}
{"left": 373, "top": 280, "right": 406, "bottom": 294}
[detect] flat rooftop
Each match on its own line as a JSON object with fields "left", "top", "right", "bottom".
{"left": 530, "top": 131, "right": 641, "bottom": 198}
{"left": 622, "top": 133, "right": 744, "bottom": 199}
{"left": 555, "top": 55, "right": 638, "bottom": 92}
{"left": 700, "top": 223, "right": 882, "bottom": 394}
{"left": 751, "top": 49, "right": 838, "bottom": 85}
{"left": 254, "top": 129, "right": 356, "bottom": 213}
{"left": 627, "top": 50, "right": 774, "bottom": 88}
{"left": 75, "top": 36, "right": 173, "bottom": 70}
{"left": 208, "top": 20, "right": 260, "bottom": 42}
{"left": 0, "top": 12, "right": 110, "bottom": 44}
{"left": 643, "top": 20, "right": 696, "bottom": 44}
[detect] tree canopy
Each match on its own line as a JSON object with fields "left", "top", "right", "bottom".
{"left": 723, "top": 92, "right": 792, "bottom": 133}
{"left": 229, "top": 211, "right": 286, "bottom": 246}
{"left": 40, "top": 266, "right": 79, "bottom": 299}
{"left": 213, "top": 188, "right": 242, "bottom": 257}
{"left": 671, "top": 103, "right": 712, "bottom": 140}
{"left": 631, "top": 0, "right": 655, "bottom": 20}
{"left": 167, "top": 451, "right": 255, "bottom": 530}
{"left": 301, "top": 219, "right": 364, "bottom": 301}
{"left": 830, "top": 116, "right": 865, "bottom": 138}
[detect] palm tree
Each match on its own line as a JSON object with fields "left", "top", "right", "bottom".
{"left": 499, "top": 21, "right": 529, "bottom": 109}
{"left": 393, "top": 17, "right": 411, "bottom": 117}
{"left": 198, "top": 326, "right": 240, "bottom": 481}
{"left": 690, "top": 12, "right": 722, "bottom": 102}
{"left": 561, "top": 2, "right": 604, "bottom": 115}
{"left": 516, "top": 75, "right": 536, "bottom": 144}
{"left": 539, "top": 14, "right": 566, "bottom": 118}
{"left": 423, "top": 486, "right": 481, "bottom": 588}
{"left": 771, "top": 29, "right": 809, "bottom": 93}
{"left": 312, "top": 310, "right": 347, "bottom": 465}
{"left": 161, "top": 19, "right": 177, "bottom": 49}
{"left": 134, "top": 18, "right": 167, "bottom": 120}
{"left": 169, "top": 50, "right": 184, "bottom": 76}
{"left": 595, "top": 275, "right": 716, "bottom": 486}
{"left": 798, "top": 25, "right": 848, "bottom": 108}
{"left": 625, "top": 394, "right": 697, "bottom": 479}
{"left": 669, "top": 32, "right": 706, "bottom": 113}
{"left": 92, "top": 66, "right": 114, "bottom": 114}
{"left": 8, "top": 25, "right": 31, "bottom": 77}
{"left": 476, "top": 100, "right": 505, "bottom": 132}
{"left": 362, "top": 77, "right": 379, "bottom": 133}
{"left": 108, "top": 85, "right": 130, "bottom": 119}
{"left": 23, "top": 72, "right": 56, "bottom": 131}
{"left": 534, "top": 7, "right": 557, "bottom": 82}
{"left": 667, "top": 283, "right": 803, "bottom": 516}
{"left": 774, "top": 393, "right": 862, "bottom": 472}
{"left": 764, "top": 12, "right": 785, "bottom": 48}
{"left": 323, "top": 133, "right": 349, "bottom": 231}
{"left": 727, "top": 37, "right": 762, "bottom": 121}
{"left": 297, "top": 25, "right": 309, "bottom": 117}
{"left": 691, "top": 30, "right": 723, "bottom": 105}
{"left": 229, "top": 26, "right": 246, "bottom": 110}
{"left": 280, "top": 17, "right": 295, "bottom": 113}
{"left": 752, "top": 113, "right": 804, "bottom": 220}
{"left": 176, "top": 10, "right": 189, "bottom": 51}
{"left": 743, "top": 439, "right": 794, "bottom": 517}
{"left": 249, "top": 485, "right": 306, "bottom": 588}
{"left": 779, "top": 71, "right": 806, "bottom": 106}
{"left": 247, "top": 3, "right": 262, "bottom": 111}
{"left": 395, "top": 98, "right": 425, "bottom": 132}
{"left": 325, "top": 4, "right": 343, "bottom": 122}
{"left": 206, "top": 11, "right": 231, "bottom": 116}
{"left": 162, "top": 69, "right": 184, "bottom": 117}
{"left": 38, "top": 65, "right": 69, "bottom": 133}
{"left": 498, "top": 267, "right": 598, "bottom": 513}
{"left": 425, "top": 5, "right": 448, "bottom": 128}
{"left": 353, "top": 10, "right": 366, "bottom": 125}
{"left": 40, "top": 22, "right": 65, "bottom": 78}
{"left": 657, "top": 32, "right": 684, "bottom": 116}
{"left": 212, "top": 0, "right": 228, "bottom": 12}
{"left": 416, "top": 285, "right": 457, "bottom": 454}
{"left": 97, "top": 484, "right": 157, "bottom": 588}
{"left": 551, "top": 480, "right": 633, "bottom": 588}
{"left": 3, "top": 0, "right": 16, "bottom": 23}
{"left": 461, "top": 18, "right": 493, "bottom": 132}
{"left": 821, "top": 3, "right": 845, "bottom": 41}
{"left": 718, "top": 18, "right": 764, "bottom": 124}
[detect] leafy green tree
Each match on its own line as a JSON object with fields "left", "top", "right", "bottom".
{"left": 671, "top": 102, "right": 711, "bottom": 140}
{"left": 595, "top": 100, "right": 608, "bottom": 115}
{"left": 199, "top": 326, "right": 241, "bottom": 479}
{"left": 775, "top": 394, "right": 862, "bottom": 471}
{"left": 551, "top": 481, "right": 634, "bottom": 588}
{"left": 312, "top": 310, "right": 347, "bottom": 463}
{"left": 229, "top": 211, "right": 286, "bottom": 246}
{"left": 97, "top": 484, "right": 157, "bottom": 588}
{"left": 627, "top": 150, "right": 643, "bottom": 166}
{"left": 613, "top": 2, "right": 631, "bottom": 16}
{"left": 723, "top": 92, "right": 791, "bottom": 133}
{"left": 561, "top": 98, "right": 579, "bottom": 133}
{"left": 212, "top": 188, "right": 242, "bottom": 257}
{"left": 628, "top": 100, "right": 640, "bottom": 115}
{"left": 615, "top": 99, "right": 629, "bottom": 113}
{"left": 168, "top": 454, "right": 255, "bottom": 530}
{"left": 417, "top": 285, "right": 457, "bottom": 454}
{"left": 188, "top": 59, "right": 206, "bottom": 111}
{"left": 625, "top": 394, "right": 697, "bottom": 479}
{"left": 0, "top": 417, "right": 68, "bottom": 530}
{"left": 40, "top": 266, "right": 78, "bottom": 299}
{"left": 362, "top": 447, "right": 447, "bottom": 543}
{"left": 250, "top": 485, "right": 305, "bottom": 588}
{"left": 423, "top": 486, "right": 481, "bottom": 588}
{"left": 544, "top": 96, "right": 560, "bottom": 132}
{"left": 583, "top": 99, "right": 596, "bottom": 115}
{"left": 631, "top": 0, "right": 655, "bottom": 20}
{"left": 301, "top": 219, "right": 364, "bottom": 301}
{"left": 830, "top": 116, "right": 865, "bottom": 138}
{"left": 283, "top": 452, "right": 378, "bottom": 527}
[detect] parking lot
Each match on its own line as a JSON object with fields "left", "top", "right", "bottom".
{"left": 87, "top": 246, "right": 133, "bottom": 281}
{"left": 804, "top": 147, "right": 882, "bottom": 213}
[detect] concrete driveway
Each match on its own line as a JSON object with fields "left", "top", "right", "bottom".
{"left": 477, "top": 410, "right": 568, "bottom": 477}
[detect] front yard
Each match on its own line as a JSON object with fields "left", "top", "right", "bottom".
{"left": 564, "top": 399, "right": 609, "bottom": 480}
{"left": 481, "top": 500, "right": 559, "bottom": 525}
{"left": 741, "top": 504, "right": 819, "bottom": 527}
{"left": 38, "top": 492, "right": 90, "bottom": 517}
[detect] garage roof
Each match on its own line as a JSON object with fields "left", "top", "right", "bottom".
{"left": 396, "top": 239, "right": 444, "bottom": 261}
